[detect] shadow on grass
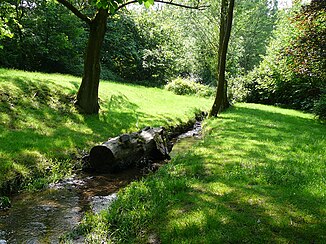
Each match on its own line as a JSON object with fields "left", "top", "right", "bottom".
{"left": 0, "top": 76, "right": 188, "bottom": 194}
{"left": 99, "top": 104, "right": 326, "bottom": 243}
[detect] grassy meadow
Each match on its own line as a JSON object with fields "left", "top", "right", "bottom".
{"left": 0, "top": 69, "right": 212, "bottom": 195}
{"left": 77, "top": 103, "right": 326, "bottom": 243}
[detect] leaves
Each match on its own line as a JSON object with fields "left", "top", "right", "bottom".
{"left": 91, "top": 0, "right": 154, "bottom": 12}
{"left": 144, "top": 0, "right": 154, "bottom": 9}
{"left": 0, "top": 3, "right": 15, "bottom": 40}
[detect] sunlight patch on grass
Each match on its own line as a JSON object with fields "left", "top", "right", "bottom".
{"left": 78, "top": 103, "right": 326, "bottom": 243}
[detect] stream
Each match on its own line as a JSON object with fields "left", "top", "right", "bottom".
{"left": 0, "top": 122, "right": 202, "bottom": 243}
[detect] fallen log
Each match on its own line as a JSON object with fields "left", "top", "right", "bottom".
{"left": 89, "top": 127, "right": 170, "bottom": 172}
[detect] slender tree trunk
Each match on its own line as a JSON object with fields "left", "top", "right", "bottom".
{"left": 75, "top": 9, "right": 108, "bottom": 114}
{"left": 210, "top": 0, "right": 235, "bottom": 117}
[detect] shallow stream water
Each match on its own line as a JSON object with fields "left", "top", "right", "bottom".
{"left": 0, "top": 169, "right": 143, "bottom": 243}
{"left": 0, "top": 122, "right": 202, "bottom": 243}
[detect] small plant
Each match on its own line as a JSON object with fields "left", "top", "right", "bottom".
{"left": 165, "top": 77, "right": 214, "bottom": 97}
{"left": 0, "top": 196, "right": 11, "bottom": 209}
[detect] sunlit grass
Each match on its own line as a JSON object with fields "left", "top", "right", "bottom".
{"left": 78, "top": 103, "right": 326, "bottom": 243}
{"left": 0, "top": 68, "right": 211, "bottom": 194}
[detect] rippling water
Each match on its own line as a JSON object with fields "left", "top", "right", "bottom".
{"left": 0, "top": 169, "right": 142, "bottom": 243}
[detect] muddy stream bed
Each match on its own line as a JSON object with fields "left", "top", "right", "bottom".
{"left": 0, "top": 122, "right": 202, "bottom": 243}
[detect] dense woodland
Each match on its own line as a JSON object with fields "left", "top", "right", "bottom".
{"left": 0, "top": 0, "right": 325, "bottom": 117}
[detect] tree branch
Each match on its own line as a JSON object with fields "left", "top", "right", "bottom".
{"left": 116, "top": 0, "right": 209, "bottom": 12}
{"left": 155, "top": 0, "right": 209, "bottom": 10}
{"left": 56, "top": 0, "right": 92, "bottom": 25}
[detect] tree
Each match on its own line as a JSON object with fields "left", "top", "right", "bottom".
{"left": 0, "top": 0, "right": 86, "bottom": 74}
{"left": 240, "top": 0, "right": 325, "bottom": 117}
{"left": 210, "top": 0, "right": 235, "bottom": 117}
{"left": 229, "top": 0, "right": 277, "bottom": 75}
{"left": 56, "top": 0, "right": 206, "bottom": 114}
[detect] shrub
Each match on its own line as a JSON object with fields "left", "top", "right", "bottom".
{"left": 314, "top": 94, "right": 326, "bottom": 120}
{"left": 165, "top": 77, "right": 214, "bottom": 97}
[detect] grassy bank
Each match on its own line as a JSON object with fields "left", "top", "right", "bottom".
{"left": 76, "top": 103, "right": 326, "bottom": 243}
{"left": 0, "top": 69, "right": 212, "bottom": 195}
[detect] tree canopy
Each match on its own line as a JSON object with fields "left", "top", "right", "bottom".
{"left": 0, "top": 0, "right": 324, "bottom": 118}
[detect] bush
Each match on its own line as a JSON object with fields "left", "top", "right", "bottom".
{"left": 314, "top": 94, "right": 326, "bottom": 120}
{"left": 165, "top": 77, "right": 214, "bottom": 97}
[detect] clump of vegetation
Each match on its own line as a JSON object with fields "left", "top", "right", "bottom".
{"left": 234, "top": 1, "right": 326, "bottom": 118}
{"left": 0, "top": 196, "right": 11, "bottom": 209}
{"left": 165, "top": 77, "right": 214, "bottom": 97}
{"left": 314, "top": 94, "right": 326, "bottom": 120}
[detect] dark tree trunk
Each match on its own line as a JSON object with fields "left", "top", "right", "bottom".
{"left": 75, "top": 9, "right": 108, "bottom": 114}
{"left": 210, "top": 0, "right": 235, "bottom": 117}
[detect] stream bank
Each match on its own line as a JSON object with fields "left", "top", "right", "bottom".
{"left": 0, "top": 114, "right": 206, "bottom": 243}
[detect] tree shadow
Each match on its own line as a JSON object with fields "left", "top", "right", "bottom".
{"left": 108, "top": 104, "right": 326, "bottom": 243}
{"left": 0, "top": 75, "right": 196, "bottom": 194}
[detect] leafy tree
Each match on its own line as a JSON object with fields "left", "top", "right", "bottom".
{"left": 0, "top": 0, "right": 86, "bottom": 74}
{"left": 100, "top": 9, "right": 183, "bottom": 84}
{"left": 174, "top": 0, "right": 277, "bottom": 84}
{"left": 286, "top": 0, "right": 325, "bottom": 83}
{"left": 56, "top": 0, "right": 206, "bottom": 114}
{"left": 240, "top": 0, "right": 325, "bottom": 117}
{"left": 229, "top": 0, "right": 277, "bottom": 75}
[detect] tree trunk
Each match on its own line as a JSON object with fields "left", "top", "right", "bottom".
{"left": 75, "top": 9, "right": 108, "bottom": 114}
{"left": 210, "top": 0, "right": 235, "bottom": 117}
{"left": 223, "top": 79, "right": 231, "bottom": 109}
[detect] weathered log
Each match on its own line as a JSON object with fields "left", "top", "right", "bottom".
{"left": 140, "top": 127, "right": 169, "bottom": 159}
{"left": 89, "top": 127, "right": 169, "bottom": 172}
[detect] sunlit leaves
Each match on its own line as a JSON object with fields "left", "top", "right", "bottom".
{"left": 0, "top": 2, "right": 15, "bottom": 48}
{"left": 91, "top": 0, "right": 154, "bottom": 13}
{"left": 143, "top": 0, "right": 154, "bottom": 9}
{"left": 0, "top": 19, "right": 13, "bottom": 39}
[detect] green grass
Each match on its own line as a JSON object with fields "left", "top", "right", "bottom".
{"left": 0, "top": 68, "right": 212, "bottom": 195}
{"left": 77, "top": 103, "right": 326, "bottom": 243}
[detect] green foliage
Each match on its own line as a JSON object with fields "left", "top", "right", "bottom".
{"left": 314, "top": 93, "right": 326, "bottom": 120}
{"left": 0, "top": 69, "right": 211, "bottom": 195}
{"left": 0, "top": 0, "right": 278, "bottom": 88}
{"left": 101, "top": 13, "right": 141, "bottom": 81}
{"left": 0, "top": 0, "right": 86, "bottom": 75}
{"left": 0, "top": 1, "right": 15, "bottom": 48}
{"left": 75, "top": 103, "right": 326, "bottom": 243}
{"left": 132, "top": 9, "right": 184, "bottom": 82}
{"left": 91, "top": 0, "right": 154, "bottom": 13}
{"left": 224, "top": 0, "right": 278, "bottom": 79}
{"left": 165, "top": 77, "right": 214, "bottom": 97}
{"left": 238, "top": 1, "right": 326, "bottom": 118}
{"left": 0, "top": 196, "right": 11, "bottom": 209}
{"left": 286, "top": 1, "right": 326, "bottom": 81}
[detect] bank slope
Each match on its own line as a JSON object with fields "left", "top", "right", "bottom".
{"left": 0, "top": 69, "right": 212, "bottom": 195}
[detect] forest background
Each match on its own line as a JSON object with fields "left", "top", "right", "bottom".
{"left": 0, "top": 0, "right": 325, "bottom": 118}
